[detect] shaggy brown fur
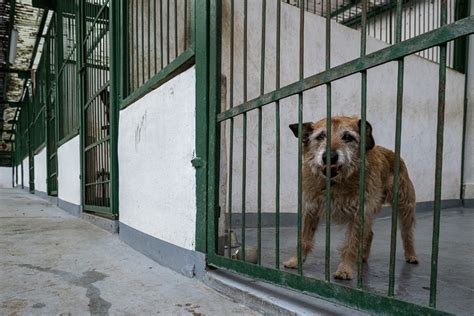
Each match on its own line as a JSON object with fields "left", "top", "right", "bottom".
{"left": 283, "top": 116, "right": 418, "bottom": 280}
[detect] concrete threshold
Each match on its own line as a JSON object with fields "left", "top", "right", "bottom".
{"left": 203, "top": 269, "right": 368, "bottom": 316}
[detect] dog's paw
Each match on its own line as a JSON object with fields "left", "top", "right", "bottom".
{"left": 405, "top": 254, "right": 419, "bottom": 264}
{"left": 283, "top": 256, "right": 299, "bottom": 269}
{"left": 334, "top": 264, "right": 353, "bottom": 280}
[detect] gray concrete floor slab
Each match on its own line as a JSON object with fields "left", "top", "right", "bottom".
{"left": 0, "top": 189, "right": 260, "bottom": 316}
{"left": 233, "top": 207, "right": 474, "bottom": 315}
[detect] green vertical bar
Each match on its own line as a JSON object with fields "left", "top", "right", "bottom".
{"left": 460, "top": 2, "right": 471, "bottom": 200}
{"left": 195, "top": 0, "right": 209, "bottom": 253}
{"left": 208, "top": 0, "right": 222, "bottom": 256}
{"left": 110, "top": 0, "right": 120, "bottom": 218}
{"left": 297, "top": 0, "right": 305, "bottom": 277}
{"left": 388, "top": 0, "right": 405, "bottom": 297}
{"left": 141, "top": 0, "right": 145, "bottom": 85}
{"left": 257, "top": 0, "right": 266, "bottom": 266}
{"left": 148, "top": 0, "right": 151, "bottom": 81}
{"left": 430, "top": 0, "right": 448, "bottom": 307}
{"left": 184, "top": 0, "right": 187, "bottom": 50}
{"left": 160, "top": 0, "right": 164, "bottom": 69}
{"left": 174, "top": 0, "right": 178, "bottom": 58}
{"left": 167, "top": 0, "right": 170, "bottom": 65}
{"left": 357, "top": 0, "right": 368, "bottom": 289}
{"left": 240, "top": 0, "right": 248, "bottom": 262}
{"left": 324, "top": 0, "right": 332, "bottom": 283}
{"left": 227, "top": 0, "right": 234, "bottom": 259}
{"left": 275, "top": 0, "right": 281, "bottom": 271}
{"left": 154, "top": 0, "right": 157, "bottom": 75}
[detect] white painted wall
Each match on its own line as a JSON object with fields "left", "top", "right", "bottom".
{"left": 34, "top": 148, "right": 47, "bottom": 193}
{"left": 23, "top": 157, "right": 29, "bottom": 188}
{"left": 119, "top": 67, "right": 197, "bottom": 251}
{"left": 220, "top": 1, "right": 466, "bottom": 214}
{"left": 0, "top": 167, "right": 12, "bottom": 188}
{"left": 58, "top": 136, "right": 81, "bottom": 206}
{"left": 463, "top": 1, "right": 474, "bottom": 199}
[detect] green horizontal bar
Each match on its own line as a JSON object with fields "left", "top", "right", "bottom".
{"left": 120, "top": 48, "right": 195, "bottom": 110}
{"left": 84, "top": 135, "right": 110, "bottom": 153}
{"left": 83, "top": 204, "right": 113, "bottom": 215}
{"left": 34, "top": 143, "right": 46, "bottom": 155}
{"left": 85, "top": 180, "right": 111, "bottom": 187}
{"left": 208, "top": 254, "right": 452, "bottom": 316}
{"left": 84, "top": 83, "right": 110, "bottom": 110}
{"left": 57, "top": 129, "right": 79, "bottom": 148}
{"left": 217, "top": 16, "right": 474, "bottom": 122}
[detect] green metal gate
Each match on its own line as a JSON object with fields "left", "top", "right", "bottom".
{"left": 79, "top": 0, "right": 116, "bottom": 217}
{"left": 45, "top": 16, "right": 58, "bottom": 196}
{"left": 205, "top": 0, "right": 473, "bottom": 314}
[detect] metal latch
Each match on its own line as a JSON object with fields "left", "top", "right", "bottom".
{"left": 191, "top": 157, "right": 205, "bottom": 169}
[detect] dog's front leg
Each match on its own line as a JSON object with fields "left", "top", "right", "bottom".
{"left": 334, "top": 221, "right": 363, "bottom": 280}
{"left": 283, "top": 211, "right": 320, "bottom": 269}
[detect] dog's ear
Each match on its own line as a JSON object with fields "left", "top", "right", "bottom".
{"left": 289, "top": 122, "right": 313, "bottom": 144}
{"left": 357, "top": 119, "right": 375, "bottom": 150}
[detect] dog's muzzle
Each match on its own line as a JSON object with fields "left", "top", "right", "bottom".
{"left": 321, "top": 151, "right": 340, "bottom": 178}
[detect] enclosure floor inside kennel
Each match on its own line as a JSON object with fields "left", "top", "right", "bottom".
{"left": 232, "top": 207, "right": 474, "bottom": 315}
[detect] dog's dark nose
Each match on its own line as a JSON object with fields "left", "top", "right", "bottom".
{"left": 322, "top": 151, "right": 339, "bottom": 165}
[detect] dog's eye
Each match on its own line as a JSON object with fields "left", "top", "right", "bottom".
{"left": 315, "top": 132, "right": 326, "bottom": 141}
{"left": 342, "top": 133, "right": 355, "bottom": 142}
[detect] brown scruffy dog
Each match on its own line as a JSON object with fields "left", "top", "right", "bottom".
{"left": 283, "top": 116, "right": 419, "bottom": 280}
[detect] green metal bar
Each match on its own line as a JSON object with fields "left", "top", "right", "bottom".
{"left": 208, "top": 0, "right": 222, "bottom": 256}
{"left": 460, "top": 1, "right": 471, "bottom": 201}
{"left": 324, "top": 0, "right": 332, "bottom": 283}
{"left": 194, "top": 0, "right": 209, "bottom": 253}
{"left": 142, "top": 0, "right": 145, "bottom": 85}
{"left": 241, "top": 0, "right": 248, "bottom": 262}
{"left": 453, "top": 0, "right": 468, "bottom": 72}
{"left": 430, "top": 0, "right": 448, "bottom": 307}
{"left": 227, "top": 0, "right": 235, "bottom": 259}
{"left": 120, "top": 48, "right": 195, "bottom": 110}
{"left": 167, "top": 0, "right": 170, "bottom": 65}
{"left": 148, "top": 0, "right": 151, "bottom": 81}
{"left": 275, "top": 0, "right": 281, "bottom": 272}
{"left": 174, "top": 0, "right": 178, "bottom": 58}
{"left": 207, "top": 253, "right": 451, "bottom": 316}
{"left": 216, "top": 16, "right": 474, "bottom": 122}
{"left": 154, "top": 0, "right": 158, "bottom": 75}
{"left": 257, "top": 0, "right": 266, "bottom": 266}
{"left": 357, "top": 0, "right": 368, "bottom": 289}
{"left": 388, "top": 0, "right": 405, "bottom": 297}
{"left": 160, "top": 0, "right": 164, "bottom": 70}
{"left": 297, "top": 0, "right": 305, "bottom": 277}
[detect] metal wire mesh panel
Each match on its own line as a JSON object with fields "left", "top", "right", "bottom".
{"left": 82, "top": 0, "right": 112, "bottom": 214}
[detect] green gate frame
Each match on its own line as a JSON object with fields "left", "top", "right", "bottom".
{"left": 201, "top": 1, "right": 474, "bottom": 315}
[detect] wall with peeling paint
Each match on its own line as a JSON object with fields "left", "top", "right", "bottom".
{"left": 58, "top": 136, "right": 81, "bottom": 206}
{"left": 0, "top": 167, "right": 11, "bottom": 188}
{"left": 119, "top": 67, "right": 197, "bottom": 251}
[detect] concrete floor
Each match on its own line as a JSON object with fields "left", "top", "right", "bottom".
{"left": 235, "top": 207, "right": 474, "bottom": 315}
{"left": 0, "top": 189, "right": 260, "bottom": 316}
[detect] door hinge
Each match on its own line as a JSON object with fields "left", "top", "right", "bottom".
{"left": 191, "top": 157, "right": 206, "bottom": 169}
